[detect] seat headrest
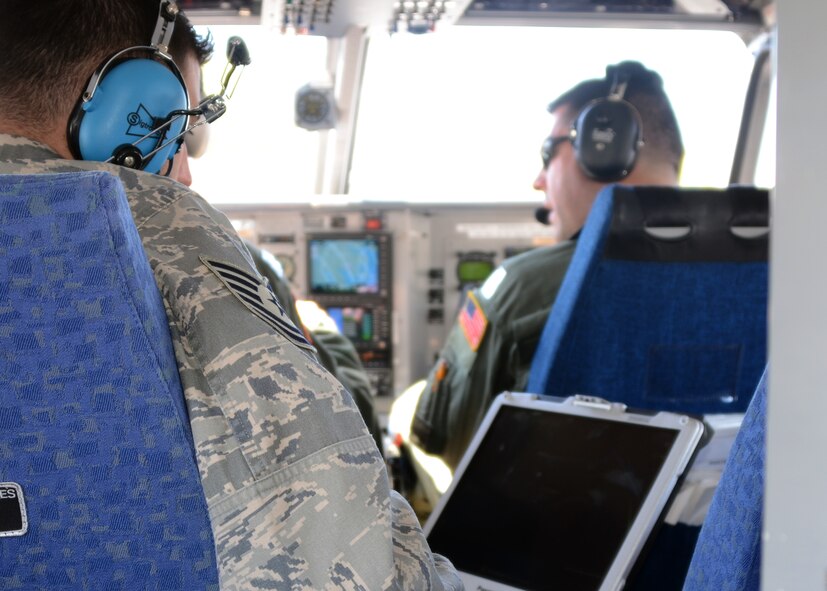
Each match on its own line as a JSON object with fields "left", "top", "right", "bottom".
{"left": 603, "top": 185, "right": 769, "bottom": 262}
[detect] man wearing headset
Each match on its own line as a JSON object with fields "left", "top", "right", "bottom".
{"left": 0, "top": 1, "right": 460, "bottom": 590}
{"left": 411, "top": 61, "right": 685, "bottom": 471}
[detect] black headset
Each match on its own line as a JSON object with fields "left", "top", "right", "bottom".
{"left": 66, "top": 1, "right": 190, "bottom": 174}
{"left": 570, "top": 65, "right": 645, "bottom": 182}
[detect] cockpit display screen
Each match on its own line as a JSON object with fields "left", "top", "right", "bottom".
{"left": 309, "top": 237, "right": 380, "bottom": 294}
{"left": 326, "top": 307, "right": 374, "bottom": 341}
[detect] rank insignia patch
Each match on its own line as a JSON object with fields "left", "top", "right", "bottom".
{"left": 458, "top": 291, "right": 488, "bottom": 352}
{"left": 201, "top": 257, "right": 315, "bottom": 352}
{"left": 0, "top": 482, "right": 27, "bottom": 538}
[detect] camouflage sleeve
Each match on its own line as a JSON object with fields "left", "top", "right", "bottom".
{"left": 391, "top": 491, "right": 464, "bottom": 590}
{"left": 312, "top": 329, "right": 384, "bottom": 452}
{"left": 135, "top": 187, "right": 462, "bottom": 591}
{"left": 245, "top": 239, "right": 384, "bottom": 452}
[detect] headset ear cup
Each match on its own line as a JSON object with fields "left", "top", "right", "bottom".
{"left": 70, "top": 58, "right": 188, "bottom": 174}
{"left": 572, "top": 98, "right": 642, "bottom": 182}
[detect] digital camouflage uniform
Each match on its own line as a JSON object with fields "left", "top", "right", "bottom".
{"left": 411, "top": 242, "right": 575, "bottom": 470}
{"left": 0, "top": 134, "right": 461, "bottom": 591}
{"left": 311, "top": 329, "right": 384, "bottom": 453}
{"left": 245, "top": 240, "right": 384, "bottom": 452}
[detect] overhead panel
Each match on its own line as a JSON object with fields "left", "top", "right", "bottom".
{"left": 260, "top": 1, "right": 470, "bottom": 36}
{"left": 179, "top": 0, "right": 765, "bottom": 34}
{"left": 453, "top": 0, "right": 765, "bottom": 31}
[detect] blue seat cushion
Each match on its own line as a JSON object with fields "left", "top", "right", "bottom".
{"left": 0, "top": 172, "right": 218, "bottom": 590}
{"left": 683, "top": 368, "right": 767, "bottom": 591}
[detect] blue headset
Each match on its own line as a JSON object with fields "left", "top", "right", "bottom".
{"left": 67, "top": 1, "right": 189, "bottom": 174}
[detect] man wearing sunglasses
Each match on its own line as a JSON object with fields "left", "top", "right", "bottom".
{"left": 411, "top": 61, "right": 684, "bottom": 472}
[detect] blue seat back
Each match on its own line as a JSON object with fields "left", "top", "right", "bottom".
{"left": 0, "top": 172, "right": 218, "bottom": 590}
{"left": 527, "top": 185, "right": 769, "bottom": 414}
{"left": 683, "top": 367, "right": 767, "bottom": 590}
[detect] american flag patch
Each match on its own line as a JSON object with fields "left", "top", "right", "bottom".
{"left": 458, "top": 291, "right": 487, "bottom": 352}
{"left": 200, "top": 256, "right": 314, "bottom": 352}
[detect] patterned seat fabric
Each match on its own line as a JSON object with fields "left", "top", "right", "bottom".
{"left": 683, "top": 368, "right": 767, "bottom": 591}
{"left": 0, "top": 172, "right": 218, "bottom": 590}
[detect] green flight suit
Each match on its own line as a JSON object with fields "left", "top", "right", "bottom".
{"left": 412, "top": 241, "right": 576, "bottom": 469}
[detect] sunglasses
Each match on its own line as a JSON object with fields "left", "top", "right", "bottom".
{"left": 541, "top": 134, "right": 572, "bottom": 169}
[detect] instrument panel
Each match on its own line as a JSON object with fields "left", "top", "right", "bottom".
{"left": 223, "top": 201, "right": 555, "bottom": 401}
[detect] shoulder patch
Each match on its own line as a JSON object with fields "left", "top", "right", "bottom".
{"left": 479, "top": 266, "right": 507, "bottom": 300}
{"left": 200, "top": 256, "right": 315, "bottom": 352}
{"left": 458, "top": 291, "right": 488, "bottom": 352}
{"left": 0, "top": 482, "right": 27, "bottom": 537}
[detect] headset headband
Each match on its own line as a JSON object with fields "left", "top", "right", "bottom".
{"left": 80, "top": 2, "right": 183, "bottom": 106}
{"left": 607, "top": 67, "right": 630, "bottom": 102}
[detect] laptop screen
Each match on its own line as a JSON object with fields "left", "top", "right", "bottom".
{"left": 426, "top": 404, "right": 681, "bottom": 591}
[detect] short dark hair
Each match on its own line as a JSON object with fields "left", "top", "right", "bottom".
{"left": 0, "top": 0, "right": 213, "bottom": 135}
{"left": 548, "top": 61, "right": 684, "bottom": 174}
